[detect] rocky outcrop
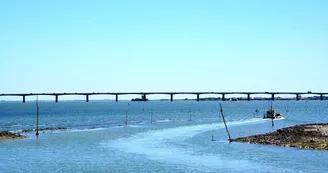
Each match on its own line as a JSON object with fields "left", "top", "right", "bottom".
{"left": 0, "top": 131, "right": 26, "bottom": 141}
{"left": 231, "top": 123, "right": 328, "bottom": 150}
{"left": 22, "top": 127, "right": 68, "bottom": 133}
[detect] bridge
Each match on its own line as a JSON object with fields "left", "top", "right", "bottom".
{"left": 1, "top": 92, "right": 327, "bottom": 103}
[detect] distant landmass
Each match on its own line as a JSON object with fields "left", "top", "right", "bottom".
{"left": 160, "top": 96, "right": 328, "bottom": 101}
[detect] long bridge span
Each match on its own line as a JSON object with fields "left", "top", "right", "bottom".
{"left": 1, "top": 92, "right": 327, "bottom": 103}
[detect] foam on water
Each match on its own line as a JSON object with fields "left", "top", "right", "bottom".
{"left": 155, "top": 119, "right": 172, "bottom": 123}
{"left": 107, "top": 118, "right": 269, "bottom": 171}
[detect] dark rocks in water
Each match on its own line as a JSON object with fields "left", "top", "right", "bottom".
{"left": 0, "top": 131, "right": 26, "bottom": 141}
{"left": 22, "top": 127, "right": 68, "bottom": 133}
{"left": 231, "top": 123, "right": 328, "bottom": 150}
{"left": 22, "top": 129, "right": 34, "bottom": 133}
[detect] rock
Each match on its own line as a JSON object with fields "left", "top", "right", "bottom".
{"left": 22, "top": 127, "right": 68, "bottom": 133}
{"left": 231, "top": 123, "right": 328, "bottom": 150}
{"left": 0, "top": 131, "right": 26, "bottom": 141}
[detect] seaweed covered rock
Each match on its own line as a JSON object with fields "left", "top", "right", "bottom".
{"left": 0, "top": 131, "right": 26, "bottom": 141}
{"left": 22, "top": 127, "right": 68, "bottom": 133}
{"left": 231, "top": 123, "right": 328, "bottom": 150}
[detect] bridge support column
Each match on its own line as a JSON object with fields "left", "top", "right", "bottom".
{"left": 320, "top": 94, "right": 323, "bottom": 101}
{"left": 197, "top": 94, "right": 200, "bottom": 101}
{"left": 271, "top": 94, "right": 275, "bottom": 101}
{"left": 143, "top": 94, "right": 147, "bottom": 102}
{"left": 86, "top": 95, "right": 89, "bottom": 102}
{"left": 247, "top": 94, "right": 251, "bottom": 101}
{"left": 115, "top": 94, "right": 118, "bottom": 102}
{"left": 55, "top": 95, "right": 58, "bottom": 103}
{"left": 170, "top": 94, "right": 173, "bottom": 102}
{"left": 296, "top": 94, "right": 300, "bottom": 101}
{"left": 222, "top": 94, "right": 225, "bottom": 101}
{"left": 23, "top": 96, "right": 25, "bottom": 103}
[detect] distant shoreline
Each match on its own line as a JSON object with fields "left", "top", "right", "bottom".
{"left": 232, "top": 123, "right": 328, "bottom": 150}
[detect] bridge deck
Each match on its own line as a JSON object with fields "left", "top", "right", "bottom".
{"left": 0, "top": 92, "right": 327, "bottom": 103}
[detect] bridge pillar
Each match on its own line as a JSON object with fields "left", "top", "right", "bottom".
{"left": 247, "top": 94, "right": 251, "bottom": 101}
{"left": 271, "top": 94, "right": 275, "bottom": 101}
{"left": 23, "top": 96, "right": 25, "bottom": 103}
{"left": 222, "top": 94, "right": 225, "bottom": 101}
{"left": 55, "top": 95, "right": 58, "bottom": 103}
{"left": 296, "top": 94, "right": 300, "bottom": 101}
{"left": 197, "top": 94, "right": 200, "bottom": 101}
{"left": 143, "top": 94, "right": 147, "bottom": 102}
{"left": 170, "top": 94, "right": 173, "bottom": 102}
{"left": 86, "top": 95, "right": 89, "bottom": 102}
{"left": 115, "top": 94, "right": 118, "bottom": 102}
{"left": 320, "top": 94, "right": 323, "bottom": 101}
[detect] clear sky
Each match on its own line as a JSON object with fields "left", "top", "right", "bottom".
{"left": 1, "top": 0, "right": 328, "bottom": 100}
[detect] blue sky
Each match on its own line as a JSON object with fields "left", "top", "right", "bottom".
{"left": 1, "top": 0, "right": 328, "bottom": 100}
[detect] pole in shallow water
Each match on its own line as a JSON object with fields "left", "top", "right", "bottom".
{"left": 271, "top": 101, "right": 274, "bottom": 127}
{"left": 188, "top": 108, "right": 192, "bottom": 121}
{"left": 125, "top": 110, "right": 128, "bottom": 127}
{"left": 150, "top": 111, "right": 153, "bottom": 124}
{"left": 211, "top": 135, "right": 216, "bottom": 141}
{"left": 36, "top": 95, "right": 39, "bottom": 136}
{"left": 219, "top": 104, "right": 232, "bottom": 142}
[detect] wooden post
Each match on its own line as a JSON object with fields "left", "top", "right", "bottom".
{"left": 271, "top": 101, "right": 274, "bottom": 127}
{"left": 125, "top": 110, "right": 128, "bottom": 127}
{"left": 36, "top": 95, "right": 39, "bottom": 136}
{"left": 219, "top": 104, "right": 231, "bottom": 142}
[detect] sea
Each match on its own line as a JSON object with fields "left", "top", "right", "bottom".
{"left": 0, "top": 100, "right": 328, "bottom": 173}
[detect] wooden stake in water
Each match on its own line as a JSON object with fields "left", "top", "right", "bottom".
{"left": 36, "top": 95, "right": 39, "bottom": 136}
{"left": 219, "top": 104, "right": 231, "bottom": 142}
{"left": 125, "top": 110, "right": 128, "bottom": 127}
{"left": 271, "top": 101, "right": 274, "bottom": 127}
{"left": 211, "top": 135, "right": 216, "bottom": 141}
{"left": 188, "top": 108, "right": 192, "bottom": 121}
{"left": 150, "top": 112, "right": 153, "bottom": 124}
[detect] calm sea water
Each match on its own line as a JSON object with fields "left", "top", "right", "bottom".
{"left": 0, "top": 100, "right": 328, "bottom": 173}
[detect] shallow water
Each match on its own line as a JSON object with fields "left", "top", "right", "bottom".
{"left": 1, "top": 100, "right": 328, "bottom": 172}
